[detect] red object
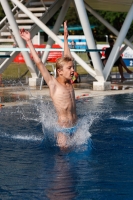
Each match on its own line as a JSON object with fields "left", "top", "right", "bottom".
{"left": 13, "top": 44, "right": 62, "bottom": 63}
{"left": 71, "top": 71, "right": 79, "bottom": 84}
{"left": 74, "top": 71, "right": 78, "bottom": 78}
{"left": 102, "top": 47, "right": 107, "bottom": 57}
{"left": 82, "top": 94, "right": 89, "bottom": 96}
{"left": 13, "top": 52, "right": 25, "bottom": 63}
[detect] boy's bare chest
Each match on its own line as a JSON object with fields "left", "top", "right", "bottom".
{"left": 50, "top": 84, "right": 75, "bottom": 104}
{"left": 55, "top": 85, "right": 74, "bottom": 99}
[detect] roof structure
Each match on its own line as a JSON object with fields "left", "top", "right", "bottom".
{"left": 84, "top": 0, "right": 132, "bottom": 12}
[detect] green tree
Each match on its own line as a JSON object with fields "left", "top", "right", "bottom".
{"left": 0, "top": 2, "right": 14, "bottom": 21}
{"left": 88, "top": 10, "right": 133, "bottom": 42}
{"left": 0, "top": 4, "right": 5, "bottom": 21}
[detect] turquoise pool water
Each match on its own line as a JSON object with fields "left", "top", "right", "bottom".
{"left": 0, "top": 93, "right": 133, "bottom": 199}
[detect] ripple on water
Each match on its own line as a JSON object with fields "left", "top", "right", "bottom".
{"left": 0, "top": 93, "right": 133, "bottom": 199}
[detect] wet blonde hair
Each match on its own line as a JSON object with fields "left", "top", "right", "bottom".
{"left": 56, "top": 56, "right": 74, "bottom": 76}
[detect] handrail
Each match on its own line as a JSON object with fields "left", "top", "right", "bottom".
{"left": 0, "top": 48, "right": 105, "bottom": 52}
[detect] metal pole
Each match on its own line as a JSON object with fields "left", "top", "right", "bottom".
{"left": 40, "top": 0, "right": 71, "bottom": 90}
{"left": 0, "top": 0, "right": 37, "bottom": 77}
{"left": 103, "top": 4, "right": 133, "bottom": 80}
{"left": 11, "top": 0, "right": 96, "bottom": 78}
{"left": 74, "top": 0, "right": 104, "bottom": 82}
{"left": 41, "top": 0, "right": 71, "bottom": 63}
{"left": 38, "top": 32, "right": 40, "bottom": 45}
{"left": 105, "top": 35, "right": 108, "bottom": 43}
{"left": 116, "top": 35, "right": 133, "bottom": 59}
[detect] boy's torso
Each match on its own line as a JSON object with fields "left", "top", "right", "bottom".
{"left": 49, "top": 78, "right": 77, "bottom": 127}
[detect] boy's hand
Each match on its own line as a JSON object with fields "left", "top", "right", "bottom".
{"left": 64, "top": 21, "right": 68, "bottom": 40}
{"left": 20, "top": 29, "right": 31, "bottom": 42}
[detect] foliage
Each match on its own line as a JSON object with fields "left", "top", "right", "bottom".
{"left": 0, "top": 2, "right": 13, "bottom": 21}
{"left": 0, "top": 3, "right": 133, "bottom": 41}
{"left": 49, "top": 7, "right": 133, "bottom": 42}
{"left": 64, "top": 7, "right": 80, "bottom": 25}
{"left": 89, "top": 11, "right": 129, "bottom": 41}
{"left": 0, "top": 4, "right": 5, "bottom": 20}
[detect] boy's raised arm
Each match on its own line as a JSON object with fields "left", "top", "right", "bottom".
{"left": 20, "top": 29, "right": 53, "bottom": 85}
{"left": 64, "top": 21, "right": 73, "bottom": 58}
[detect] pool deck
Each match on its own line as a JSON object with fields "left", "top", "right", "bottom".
{"left": 1, "top": 79, "right": 133, "bottom": 107}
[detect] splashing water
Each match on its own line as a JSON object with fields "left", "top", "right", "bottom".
{"left": 110, "top": 114, "right": 133, "bottom": 121}
{"left": 0, "top": 79, "right": 97, "bottom": 149}
{"left": 34, "top": 98, "right": 97, "bottom": 149}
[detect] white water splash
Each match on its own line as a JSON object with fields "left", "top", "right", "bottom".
{"left": 12, "top": 134, "right": 42, "bottom": 141}
{"left": 110, "top": 115, "right": 133, "bottom": 121}
{"left": 38, "top": 100, "right": 98, "bottom": 148}
{"left": 0, "top": 131, "right": 42, "bottom": 141}
{"left": 67, "top": 116, "right": 92, "bottom": 148}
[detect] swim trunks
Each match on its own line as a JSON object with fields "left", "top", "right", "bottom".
{"left": 56, "top": 125, "right": 78, "bottom": 136}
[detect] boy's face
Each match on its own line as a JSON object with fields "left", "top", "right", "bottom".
{"left": 59, "top": 61, "right": 74, "bottom": 80}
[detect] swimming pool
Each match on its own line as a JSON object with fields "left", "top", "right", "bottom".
{"left": 0, "top": 93, "right": 133, "bottom": 200}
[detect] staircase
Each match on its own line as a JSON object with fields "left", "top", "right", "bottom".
{"left": 0, "top": 0, "right": 54, "bottom": 44}
{"left": 0, "top": 0, "right": 62, "bottom": 73}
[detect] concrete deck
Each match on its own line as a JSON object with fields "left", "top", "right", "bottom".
{"left": 0, "top": 80, "right": 133, "bottom": 107}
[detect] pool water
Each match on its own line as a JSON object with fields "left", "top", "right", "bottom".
{"left": 0, "top": 93, "right": 133, "bottom": 200}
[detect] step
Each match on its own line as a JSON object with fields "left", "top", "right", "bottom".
{"left": 29, "top": 1, "right": 53, "bottom": 6}
{"left": 10, "top": 25, "right": 32, "bottom": 29}
{"left": 0, "top": 45, "right": 13, "bottom": 48}
{"left": 0, "top": 39, "right": 14, "bottom": 42}
{"left": 18, "top": 13, "right": 43, "bottom": 17}
{"left": 16, "top": 19, "right": 34, "bottom": 24}
{"left": 1, "top": 32, "right": 11, "bottom": 36}
{"left": 27, "top": 7, "right": 47, "bottom": 12}
{"left": 0, "top": 52, "right": 10, "bottom": 55}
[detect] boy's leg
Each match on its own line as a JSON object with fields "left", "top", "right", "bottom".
{"left": 57, "top": 132, "right": 68, "bottom": 148}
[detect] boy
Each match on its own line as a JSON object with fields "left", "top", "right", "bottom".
{"left": 20, "top": 21, "right": 77, "bottom": 148}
